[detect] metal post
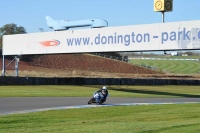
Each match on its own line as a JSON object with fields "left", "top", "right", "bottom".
{"left": 15, "top": 56, "right": 19, "bottom": 77}
{"left": 2, "top": 55, "right": 5, "bottom": 76}
{"left": 162, "top": 12, "right": 165, "bottom": 23}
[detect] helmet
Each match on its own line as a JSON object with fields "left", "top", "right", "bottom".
{"left": 102, "top": 86, "right": 107, "bottom": 90}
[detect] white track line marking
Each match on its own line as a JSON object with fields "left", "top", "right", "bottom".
{"left": 1, "top": 102, "right": 200, "bottom": 116}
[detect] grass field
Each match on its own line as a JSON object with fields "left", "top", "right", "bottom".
{"left": 0, "top": 85, "right": 200, "bottom": 98}
{"left": 130, "top": 59, "right": 200, "bottom": 74}
{"left": 147, "top": 55, "right": 200, "bottom": 59}
{"left": 1, "top": 103, "right": 200, "bottom": 133}
{"left": 1, "top": 85, "right": 200, "bottom": 132}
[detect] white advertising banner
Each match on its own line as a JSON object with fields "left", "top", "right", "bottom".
{"left": 3, "top": 20, "right": 200, "bottom": 55}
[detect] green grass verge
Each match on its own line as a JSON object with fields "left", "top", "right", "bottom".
{"left": 0, "top": 85, "right": 200, "bottom": 98}
{"left": 147, "top": 55, "right": 200, "bottom": 59}
{"left": 130, "top": 59, "right": 200, "bottom": 74}
{"left": 0, "top": 104, "right": 200, "bottom": 133}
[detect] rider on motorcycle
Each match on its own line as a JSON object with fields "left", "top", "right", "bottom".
{"left": 95, "top": 86, "right": 108, "bottom": 103}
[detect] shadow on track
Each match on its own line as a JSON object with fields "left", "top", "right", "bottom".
{"left": 83, "top": 85, "right": 200, "bottom": 98}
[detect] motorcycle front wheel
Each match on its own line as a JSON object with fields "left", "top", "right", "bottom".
{"left": 88, "top": 98, "right": 95, "bottom": 104}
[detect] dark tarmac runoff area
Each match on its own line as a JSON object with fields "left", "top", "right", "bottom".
{"left": 1, "top": 97, "right": 200, "bottom": 115}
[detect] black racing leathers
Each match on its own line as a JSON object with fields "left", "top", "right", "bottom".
{"left": 96, "top": 89, "right": 108, "bottom": 103}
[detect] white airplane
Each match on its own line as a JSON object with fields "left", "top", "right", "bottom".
{"left": 46, "top": 16, "right": 108, "bottom": 31}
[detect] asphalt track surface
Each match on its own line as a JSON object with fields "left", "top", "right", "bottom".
{"left": 1, "top": 97, "right": 200, "bottom": 116}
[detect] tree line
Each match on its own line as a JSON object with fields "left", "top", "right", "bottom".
{"left": 0, "top": 23, "right": 37, "bottom": 61}
{"left": 0, "top": 23, "right": 27, "bottom": 48}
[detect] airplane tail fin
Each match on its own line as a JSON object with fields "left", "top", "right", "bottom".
{"left": 46, "top": 16, "right": 55, "bottom": 29}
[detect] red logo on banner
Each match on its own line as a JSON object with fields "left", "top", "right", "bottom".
{"left": 39, "top": 40, "right": 60, "bottom": 47}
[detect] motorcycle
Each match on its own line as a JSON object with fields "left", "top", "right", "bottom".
{"left": 88, "top": 92, "right": 109, "bottom": 104}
